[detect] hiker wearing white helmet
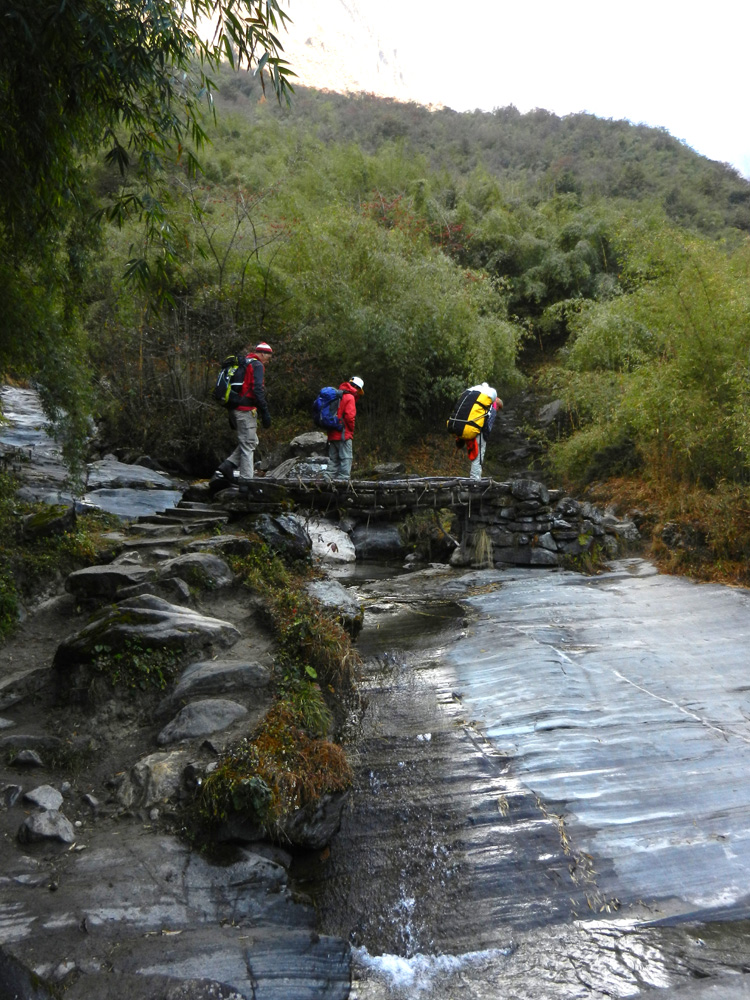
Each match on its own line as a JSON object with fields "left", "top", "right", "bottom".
{"left": 326, "top": 376, "right": 364, "bottom": 481}
{"left": 216, "top": 341, "right": 274, "bottom": 494}
{"left": 449, "top": 381, "right": 502, "bottom": 481}
{"left": 467, "top": 382, "right": 502, "bottom": 480}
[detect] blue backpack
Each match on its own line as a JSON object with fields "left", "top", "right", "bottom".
{"left": 312, "top": 386, "right": 344, "bottom": 432}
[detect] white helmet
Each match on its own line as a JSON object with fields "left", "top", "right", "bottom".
{"left": 471, "top": 381, "right": 497, "bottom": 401}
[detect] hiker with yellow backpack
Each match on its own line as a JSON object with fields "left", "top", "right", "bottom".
{"left": 447, "top": 382, "right": 503, "bottom": 480}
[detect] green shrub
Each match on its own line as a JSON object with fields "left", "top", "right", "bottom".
{"left": 91, "top": 639, "right": 182, "bottom": 692}
{"left": 549, "top": 422, "right": 640, "bottom": 487}
{"left": 548, "top": 230, "right": 750, "bottom": 489}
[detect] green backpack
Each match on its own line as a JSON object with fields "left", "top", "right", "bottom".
{"left": 212, "top": 354, "right": 249, "bottom": 408}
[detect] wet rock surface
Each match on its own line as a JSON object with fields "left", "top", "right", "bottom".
{"left": 451, "top": 560, "right": 750, "bottom": 922}
{"left": 6, "top": 386, "right": 750, "bottom": 998}
{"left": 0, "top": 828, "right": 349, "bottom": 999}
{"left": 304, "top": 564, "right": 750, "bottom": 999}
{"left": 0, "top": 385, "right": 186, "bottom": 517}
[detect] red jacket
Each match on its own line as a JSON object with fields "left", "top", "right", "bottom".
{"left": 237, "top": 353, "right": 270, "bottom": 422}
{"left": 328, "top": 382, "right": 359, "bottom": 441}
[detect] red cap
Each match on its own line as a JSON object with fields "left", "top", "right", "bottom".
{"left": 255, "top": 342, "right": 273, "bottom": 354}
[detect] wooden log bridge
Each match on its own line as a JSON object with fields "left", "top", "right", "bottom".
{"left": 234, "top": 475, "right": 551, "bottom": 520}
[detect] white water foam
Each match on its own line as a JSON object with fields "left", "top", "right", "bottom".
{"left": 352, "top": 944, "right": 514, "bottom": 995}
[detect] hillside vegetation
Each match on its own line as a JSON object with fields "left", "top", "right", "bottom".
{"left": 219, "top": 77, "right": 750, "bottom": 238}
{"left": 5, "top": 63, "right": 750, "bottom": 581}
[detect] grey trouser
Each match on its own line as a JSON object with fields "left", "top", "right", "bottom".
{"left": 227, "top": 409, "right": 258, "bottom": 480}
{"left": 327, "top": 438, "right": 353, "bottom": 480}
{"left": 469, "top": 435, "right": 486, "bottom": 481}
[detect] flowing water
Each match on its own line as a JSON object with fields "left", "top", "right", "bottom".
{"left": 294, "top": 563, "right": 750, "bottom": 998}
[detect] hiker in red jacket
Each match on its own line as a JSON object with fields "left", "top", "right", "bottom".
{"left": 217, "top": 341, "right": 273, "bottom": 494}
{"left": 327, "top": 376, "right": 364, "bottom": 480}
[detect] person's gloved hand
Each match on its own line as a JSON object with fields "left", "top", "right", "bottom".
{"left": 262, "top": 414, "right": 272, "bottom": 429}
{"left": 455, "top": 438, "right": 465, "bottom": 449}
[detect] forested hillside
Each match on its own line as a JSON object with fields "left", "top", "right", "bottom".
{"left": 218, "top": 75, "right": 750, "bottom": 238}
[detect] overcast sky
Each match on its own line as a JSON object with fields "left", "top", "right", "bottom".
{"left": 282, "top": 0, "right": 750, "bottom": 178}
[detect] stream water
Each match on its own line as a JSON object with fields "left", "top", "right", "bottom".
{"left": 295, "top": 563, "right": 750, "bottom": 999}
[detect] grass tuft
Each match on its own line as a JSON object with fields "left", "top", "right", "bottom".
{"left": 198, "top": 699, "right": 352, "bottom": 837}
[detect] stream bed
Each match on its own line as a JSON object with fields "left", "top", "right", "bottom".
{"left": 296, "top": 561, "right": 750, "bottom": 998}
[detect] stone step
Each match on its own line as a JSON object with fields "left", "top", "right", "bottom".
{"left": 118, "top": 536, "right": 185, "bottom": 554}
{"left": 177, "top": 501, "right": 222, "bottom": 513}
{"left": 149, "top": 506, "right": 225, "bottom": 521}
{"left": 136, "top": 513, "right": 229, "bottom": 528}
{"left": 120, "top": 522, "right": 187, "bottom": 538}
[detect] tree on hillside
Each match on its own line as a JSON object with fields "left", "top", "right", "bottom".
{"left": 1, "top": 0, "right": 294, "bottom": 238}
{"left": 0, "top": 0, "right": 294, "bottom": 468}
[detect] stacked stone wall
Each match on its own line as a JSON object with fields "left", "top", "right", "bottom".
{"left": 453, "top": 479, "right": 639, "bottom": 568}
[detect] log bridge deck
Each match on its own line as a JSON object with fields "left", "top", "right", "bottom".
{"left": 238, "top": 475, "right": 544, "bottom": 520}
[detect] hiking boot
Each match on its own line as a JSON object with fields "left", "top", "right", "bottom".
{"left": 216, "top": 460, "right": 237, "bottom": 480}
{"left": 238, "top": 478, "right": 251, "bottom": 496}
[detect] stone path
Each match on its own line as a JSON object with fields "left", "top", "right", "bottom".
{"left": 0, "top": 488, "right": 353, "bottom": 999}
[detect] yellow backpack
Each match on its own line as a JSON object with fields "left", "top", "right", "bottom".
{"left": 446, "top": 389, "right": 493, "bottom": 440}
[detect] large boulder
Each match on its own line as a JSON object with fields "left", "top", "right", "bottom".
{"left": 167, "top": 659, "right": 271, "bottom": 704}
{"left": 299, "top": 516, "right": 356, "bottom": 564}
{"left": 157, "top": 552, "right": 235, "bottom": 590}
{"left": 66, "top": 562, "right": 157, "bottom": 600}
{"left": 290, "top": 431, "right": 328, "bottom": 457}
{"left": 216, "top": 791, "right": 349, "bottom": 851}
{"left": 260, "top": 431, "right": 328, "bottom": 475}
{"left": 157, "top": 699, "right": 249, "bottom": 746}
{"left": 53, "top": 596, "right": 240, "bottom": 704}
{"left": 305, "top": 578, "right": 364, "bottom": 637}
{"left": 251, "top": 513, "right": 312, "bottom": 561}
{"left": 114, "top": 750, "right": 192, "bottom": 812}
{"left": 351, "top": 522, "right": 405, "bottom": 561}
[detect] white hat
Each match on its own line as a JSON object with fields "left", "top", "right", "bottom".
{"left": 350, "top": 376, "right": 364, "bottom": 390}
